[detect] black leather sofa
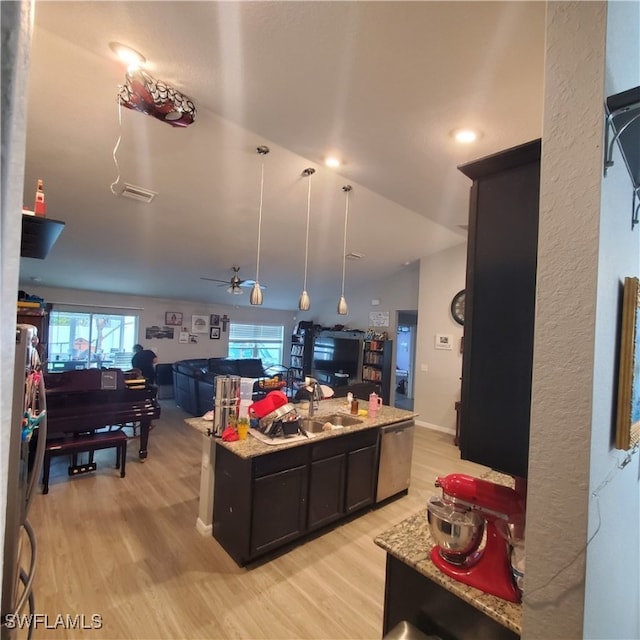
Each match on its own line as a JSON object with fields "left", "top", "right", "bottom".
{"left": 172, "top": 358, "right": 283, "bottom": 416}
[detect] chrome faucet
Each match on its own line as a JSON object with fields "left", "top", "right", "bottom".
{"left": 306, "top": 377, "right": 322, "bottom": 417}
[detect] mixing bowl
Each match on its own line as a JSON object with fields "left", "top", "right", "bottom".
{"left": 427, "top": 496, "right": 484, "bottom": 564}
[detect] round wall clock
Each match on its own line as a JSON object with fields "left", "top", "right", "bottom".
{"left": 451, "top": 289, "right": 465, "bottom": 325}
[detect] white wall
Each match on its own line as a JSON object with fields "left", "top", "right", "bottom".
{"left": 584, "top": 1, "right": 640, "bottom": 637}
{"left": 414, "top": 243, "right": 466, "bottom": 432}
{"left": 26, "top": 285, "right": 298, "bottom": 365}
{"left": 524, "top": 2, "right": 640, "bottom": 639}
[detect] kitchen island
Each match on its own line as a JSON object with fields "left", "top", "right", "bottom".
{"left": 186, "top": 399, "right": 416, "bottom": 566}
{"left": 374, "top": 487, "right": 522, "bottom": 639}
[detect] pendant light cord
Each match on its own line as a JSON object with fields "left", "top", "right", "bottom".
{"left": 254, "top": 146, "right": 269, "bottom": 282}
{"left": 255, "top": 159, "right": 265, "bottom": 282}
{"left": 303, "top": 172, "right": 312, "bottom": 291}
{"left": 109, "top": 95, "right": 123, "bottom": 195}
{"left": 340, "top": 186, "right": 351, "bottom": 296}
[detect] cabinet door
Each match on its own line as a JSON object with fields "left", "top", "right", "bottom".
{"left": 458, "top": 140, "right": 540, "bottom": 479}
{"left": 251, "top": 465, "right": 308, "bottom": 556}
{"left": 308, "top": 454, "right": 346, "bottom": 530}
{"left": 345, "top": 445, "right": 377, "bottom": 513}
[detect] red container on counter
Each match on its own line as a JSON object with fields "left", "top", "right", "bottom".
{"left": 248, "top": 390, "right": 288, "bottom": 419}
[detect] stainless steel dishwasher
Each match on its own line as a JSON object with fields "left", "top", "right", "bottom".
{"left": 376, "top": 419, "right": 415, "bottom": 502}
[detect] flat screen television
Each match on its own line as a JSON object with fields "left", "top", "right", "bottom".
{"left": 312, "top": 336, "right": 361, "bottom": 386}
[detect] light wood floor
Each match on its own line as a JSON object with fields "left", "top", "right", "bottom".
{"left": 28, "top": 401, "right": 488, "bottom": 640}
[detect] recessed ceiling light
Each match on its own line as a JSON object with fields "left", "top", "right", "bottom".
{"left": 325, "top": 156, "right": 341, "bottom": 168}
{"left": 452, "top": 128, "right": 480, "bottom": 144}
{"left": 109, "top": 41, "right": 146, "bottom": 70}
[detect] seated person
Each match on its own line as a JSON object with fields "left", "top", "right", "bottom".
{"left": 131, "top": 344, "right": 158, "bottom": 383}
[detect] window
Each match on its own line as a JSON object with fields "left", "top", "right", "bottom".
{"left": 228, "top": 323, "right": 284, "bottom": 368}
{"left": 47, "top": 310, "right": 138, "bottom": 372}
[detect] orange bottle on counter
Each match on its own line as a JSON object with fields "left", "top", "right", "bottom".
{"left": 34, "top": 179, "right": 46, "bottom": 216}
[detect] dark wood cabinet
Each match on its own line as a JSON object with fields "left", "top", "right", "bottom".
{"left": 21, "top": 214, "right": 65, "bottom": 259}
{"left": 213, "top": 427, "right": 380, "bottom": 566}
{"left": 362, "top": 340, "right": 393, "bottom": 404}
{"left": 251, "top": 465, "right": 308, "bottom": 556}
{"left": 307, "top": 429, "right": 378, "bottom": 531}
{"left": 382, "top": 555, "right": 519, "bottom": 639}
{"left": 308, "top": 454, "right": 346, "bottom": 530}
{"left": 346, "top": 444, "right": 378, "bottom": 513}
{"left": 458, "top": 139, "right": 540, "bottom": 479}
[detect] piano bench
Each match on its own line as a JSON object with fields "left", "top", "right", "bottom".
{"left": 42, "top": 429, "right": 128, "bottom": 495}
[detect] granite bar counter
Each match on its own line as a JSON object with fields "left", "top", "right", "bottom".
{"left": 185, "top": 398, "right": 417, "bottom": 458}
{"left": 374, "top": 471, "right": 522, "bottom": 638}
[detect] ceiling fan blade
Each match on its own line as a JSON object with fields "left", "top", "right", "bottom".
{"left": 200, "top": 276, "right": 231, "bottom": 284}
{"left": 241, "top": 281, "right": 267, "bottom": 289}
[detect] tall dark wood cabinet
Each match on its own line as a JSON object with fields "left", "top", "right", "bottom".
{"left": 458, "top": 139, "right": 541, "bottom": 479}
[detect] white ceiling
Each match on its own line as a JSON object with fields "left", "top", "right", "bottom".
{"left": 19, "top": 1, "right": 545, "bottom": 310}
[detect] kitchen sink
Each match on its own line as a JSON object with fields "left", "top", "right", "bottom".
{"left": 301, "top": 413, "right": 363, "bottom": 433}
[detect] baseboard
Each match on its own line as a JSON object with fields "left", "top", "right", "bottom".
{"left": 414, "top": 419, "right": 455, "bottom": 436}
{"left": 196, "top": 518, "right": 212, "bottom": 537}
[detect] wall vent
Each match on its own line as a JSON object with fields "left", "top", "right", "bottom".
{"left": 346, "top": 252, "right": 364, "bottom": 260}
{"left": 119, "top": 183, "right": 157, "bottom": 203}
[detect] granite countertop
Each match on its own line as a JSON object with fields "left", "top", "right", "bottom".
{"left": 374, "top": 472, "right": 522, "bottom": 636}
{"left": 184, "top": 398, "right": 417, "bottom": 459}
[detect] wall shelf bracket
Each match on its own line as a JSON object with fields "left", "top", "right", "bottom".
{"left": 604, "top": 86, "right": 640, "bottom": 230}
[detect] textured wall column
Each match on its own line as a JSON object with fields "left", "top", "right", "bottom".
{"left": 523, "top": 2, "right": 606, "bottom": 638}
{"left": 0, "top": 0, "right": 33, "bottom": 581}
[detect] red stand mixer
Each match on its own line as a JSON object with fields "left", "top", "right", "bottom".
{"left": 427, "top": 473, "right": 525, "bottom": 603}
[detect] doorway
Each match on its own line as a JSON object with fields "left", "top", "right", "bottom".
{"left": 395, "top": 310, "right": 417, "bottom": 411}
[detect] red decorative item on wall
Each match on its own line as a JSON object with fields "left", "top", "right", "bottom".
{"left": 118, "top": 69, "right": 196, "bottom": 128}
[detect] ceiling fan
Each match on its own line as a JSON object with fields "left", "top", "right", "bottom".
{"left": 200, "top": 265, "right": 258, "bottom": 295}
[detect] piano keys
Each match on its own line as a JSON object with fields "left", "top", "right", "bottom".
{"left": 44, "top": 368, "right": 161, "bottom": 460}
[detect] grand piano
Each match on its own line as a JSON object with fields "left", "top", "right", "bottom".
{"left": 44, "top": 368, "right": 161, "bottom": 460}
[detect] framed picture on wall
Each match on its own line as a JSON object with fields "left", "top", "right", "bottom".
{"left": 615, "top": 277, "right": 640, "bottom": 450}
{"left": 210, "top": 327, "right": 221, "bottom": 340}
{"left": 165, "top": 312, "right": 183, "bottom": 326}
{"left": 191, "top": 315, "right": 209, "bottom": 333}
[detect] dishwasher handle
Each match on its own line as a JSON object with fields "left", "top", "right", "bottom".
{"left": 380, "top": 419, "right": 415, "bottom": 435}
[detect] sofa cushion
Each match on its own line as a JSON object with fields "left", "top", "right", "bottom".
{"left": 208, "top": 359, "right": 240, "bottom": 376}
{"left": 174, "top": 362, "right": 205, "bottom": 378}
{"left": 237, "top": 358, "right": 266, "bottom": 378}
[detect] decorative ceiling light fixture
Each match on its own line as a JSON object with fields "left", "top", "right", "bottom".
{"left": 250, "top": 145, "right": 270, "bottom": 306}
{"left": 118, "top": 69, "right": 196, "bottom": 128}
{"left": 298, "top": 167, "right": 315, "bottom": 311}
{"left": 337, "top": 185, "right": 352, "bottom": 315}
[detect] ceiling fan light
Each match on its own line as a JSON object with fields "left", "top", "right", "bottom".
{"left": 298, "top": 290, "right": 310, "bottom": 311}
{"left": 337, "top": 295, "right": 348, "bottom": 315}
{"left": 250, "top": 282, "right": 263, "bottom": 305}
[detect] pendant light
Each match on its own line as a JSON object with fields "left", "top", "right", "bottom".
{"left": 298, "top": 167, "right": 315, "bottom": 311}
{"left": 337, "top": 185, "right": 352, "bottom": 315}
{"left": 250, "top": 145, "right": 269, "bottom": 305}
